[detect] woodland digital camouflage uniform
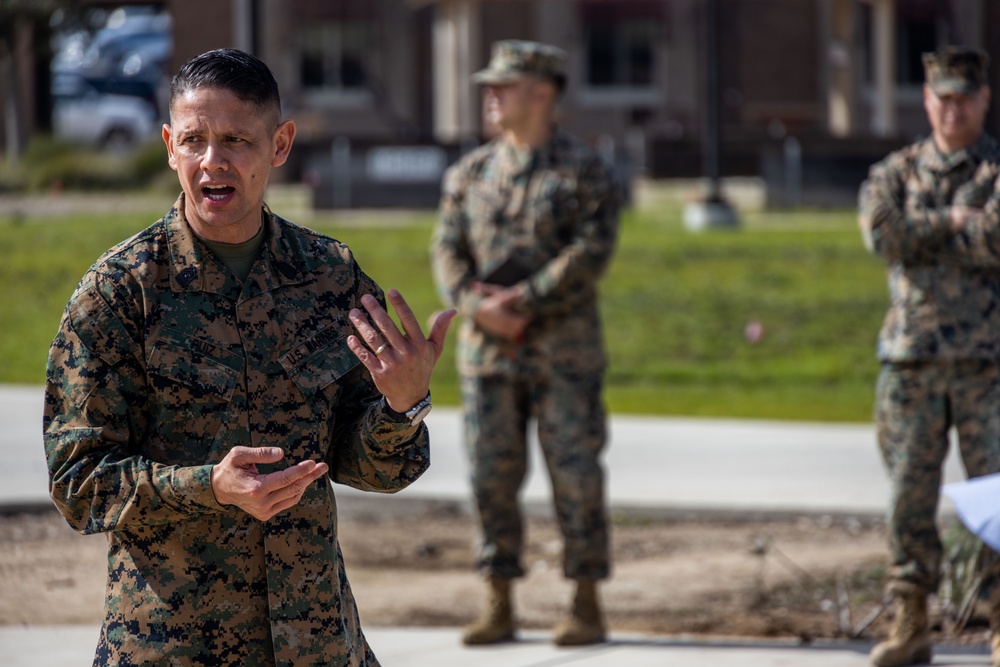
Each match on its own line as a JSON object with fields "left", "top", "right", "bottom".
{"left": 431, "top": 130, "right": 620, "bottom": 580}
{"left": 859, "top": 133, "right": 1000, "bottom": 595}
{"left": 44, "top": 194, "right": 429, "bottom": 666}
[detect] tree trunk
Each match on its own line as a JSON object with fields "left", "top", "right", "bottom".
{"left": 2, "top": 45, "right": 24, "bottom": 166}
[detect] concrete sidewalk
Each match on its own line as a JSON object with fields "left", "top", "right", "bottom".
{"left": 0, "top": 626, "right": 993, "bottom": 666}
{"left": 0, "top": 384, "right": 969, "bottom": 517}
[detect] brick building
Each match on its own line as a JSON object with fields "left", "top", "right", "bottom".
{"left": 3, "top": 0, "right": 998, "bottom": 202}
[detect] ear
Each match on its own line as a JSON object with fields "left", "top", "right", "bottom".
{"left": 535, "top": 79, "right": 556, "bottom": 107}
{"left": 271, "top": 120, "right": 296, "bottom": 168}
{"left": 922, "top": 84, "right": 934, "bottom": 112}
{"left": 162, "top": 123, "right": 178, "bottom": 171}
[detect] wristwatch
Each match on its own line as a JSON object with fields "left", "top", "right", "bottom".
{"left": 382, "top": 392, "right": 432, "bottom": 426}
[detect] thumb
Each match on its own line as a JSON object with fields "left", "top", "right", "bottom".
{"left": 229, "top": 446, "right": 284, "bottom": 466}
{"left": 497, "top": 289, "right": 522, "bottom": 306}
{"left": 427, "top": 308, "right": 457, "bottom": 358}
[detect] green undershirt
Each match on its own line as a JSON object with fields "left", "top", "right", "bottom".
{"left": 196, "top": 223, "right": 266, "bottom": 284}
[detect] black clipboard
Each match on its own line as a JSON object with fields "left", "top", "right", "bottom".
{"left": 480, "top": 256, "right": 532, "bottom": 287}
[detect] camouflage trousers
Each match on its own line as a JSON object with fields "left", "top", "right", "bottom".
{"left": 460, "top": 370, "right": 610, "bottom": 581}
{"left": 876, "top": 359, "right": 1000, "bottom": 596}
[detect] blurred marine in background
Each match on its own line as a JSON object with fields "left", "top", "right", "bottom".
{"left": 859, "top": 45, "right": 1000, "bottom": 667}
{"left": 432, "top": 40, "right": 620, "bottom": 647}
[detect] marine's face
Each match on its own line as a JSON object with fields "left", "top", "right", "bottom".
{"left": 483, "top": 78, "right": 537, "bottom": 133}
{"left": 924, "top": 85, "right": 990, "bottom": 152}
{"left": 163, "top": 86, "right": 294, "bottom": 243}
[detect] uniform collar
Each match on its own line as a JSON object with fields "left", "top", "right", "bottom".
{"left": 166, "top": 194, "right": 304, "bottom": 297}
{"left": 496, "top": 137, "right": 535, "bottom": 178}
{"left": 495, "top": 126, "right": 565, "bottom": 176}
{"left": 919, "top": 132, "right": 992, "bottom": 173}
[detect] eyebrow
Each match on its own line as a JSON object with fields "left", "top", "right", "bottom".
{"left": 174, "top": 125, "right": 259, "bottom": 138}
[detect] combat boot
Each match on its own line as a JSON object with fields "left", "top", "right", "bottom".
{"left": 462, "top": 576, "right": 515, "bottom": 645}
{"left": 553, "top": 579, "right": 606, "bottom": 646}
{"left": 869, "top": 586, "right": 931, "bottom": 667}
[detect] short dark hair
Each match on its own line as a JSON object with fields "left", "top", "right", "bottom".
{"left": 170, "top": 49, "right": 281, "bottom": 119}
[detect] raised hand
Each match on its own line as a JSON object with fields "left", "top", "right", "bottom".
{"left": 347, "top": 288, "right": 456, "bottom": 413}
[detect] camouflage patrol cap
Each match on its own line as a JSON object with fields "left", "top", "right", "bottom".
{"left": 922, "top": 46, "right": 990, "bottom": 95}
{"left": 471, "top": 40, "right": 567, "bottom": 88}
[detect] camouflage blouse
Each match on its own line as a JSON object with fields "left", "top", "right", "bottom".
{"left": 431, "top": 130, "right": 620, "bottom": 377}
{"left": 859, "top": 133, "right": 1000, "bottom": 361}
{"left": 44, "top": 195, "right": 428, "bottom": 666}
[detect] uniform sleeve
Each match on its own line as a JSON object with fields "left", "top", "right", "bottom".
{"left": 326, "top": 370, "right": 431, "bottom": 493}
{"left": 858, "top": 156, "right": 952, "bottom": 263}
{"left": 325, "top": 268, "right": 430, "bottom": 492}
{"left": 43, "top": 273, "right": 223, "bottom": 536}
{"left": 431, "top": 164, "right": 485, "bottom": 320}
{"left": 947, "top": 163, "right": 1000, "bottom": 267}
{"left": 517, "top": 156, "right": 621, "bottom": 316}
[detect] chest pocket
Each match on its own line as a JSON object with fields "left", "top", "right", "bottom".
{"left": 519, "top": 172, "right": 580, "bottom": 263}
{"left": 148, "top": 333, "right": 243, "bottom": 401}
{"left": 467, "top": 180, "right": 507, "bottom": 214}
{"left": 466, "top": 181, "right": 510, "bottom": 245}
{"left": 279, "top": 322, "right": 360, "bottom": 397}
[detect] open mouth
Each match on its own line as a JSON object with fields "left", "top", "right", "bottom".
{"left": 203, "top": 184, "right": 235, "bottom": 201}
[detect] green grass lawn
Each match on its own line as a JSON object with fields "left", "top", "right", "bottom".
{"left": 0, "top": 198, "right": 888, "bottom": 422}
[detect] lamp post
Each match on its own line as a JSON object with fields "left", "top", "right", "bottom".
{"left": 683, "top": 0, "right": 740, "bottom": 231}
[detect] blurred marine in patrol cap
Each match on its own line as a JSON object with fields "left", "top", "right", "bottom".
{"left": 471, "top": 39, "right": 567, "bottom": 92}
{"left": 859, "top": 43, "right": 1000, "bottom": 667}
{"left": 923, "top": 45, "right": 989, "bottom": 96}
{"left": 433, "top": 38, "right": 619, "bottom": 648}
{"left": 922, "top": 46, "right": 991, "bottom": 155}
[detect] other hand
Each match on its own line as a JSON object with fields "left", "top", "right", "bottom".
{"left": 471, "top": 282, "right": 531, "bottom": 341}
{"left": 211, "top": 446, "right": 329, "bottom": 521}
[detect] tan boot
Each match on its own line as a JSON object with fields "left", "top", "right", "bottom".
{"left": 553, "top": 579, "right": 606, "bottom": 646}
{"left": 462, "top": 576, "right": 515, "bottom": 645}
{"left": 869, "top": 586, "right": 931, "bottom": 667}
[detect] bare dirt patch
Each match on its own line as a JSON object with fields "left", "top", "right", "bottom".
{"left": 0, "top": 504, "right": 992, "bottom": 651}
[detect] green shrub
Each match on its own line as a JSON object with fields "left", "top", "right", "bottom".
{"left": 19, "top": 134, "right": 79, "bottom": 169}
{"left": 5, "top": 135, "right": 172, "bottom": 192}
{"left": 131, "top": 140, "right": 172, "bottom": 184}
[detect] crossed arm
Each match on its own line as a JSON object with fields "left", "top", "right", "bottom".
{"left": 859, "top": 159, "right": 1000, "bottom": 266}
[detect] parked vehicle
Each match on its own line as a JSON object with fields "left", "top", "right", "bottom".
{"left": 50, "top": 5, "right": 171, "bottom": 150}
{"left": 52, "top": 75, "right": 159, "bottom": 151}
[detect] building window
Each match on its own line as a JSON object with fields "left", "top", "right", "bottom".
{"left": 860, "top": 0, "right": 951, "bottom": 86}
{"left": 581, "top": 0, "right": 662, "bottom": 89}
{"left": 578, "top": 1, "right": 663, "bottom": 107}
{"left": 300, "top": 21, "right": 372, "bottom": 92}
{"left": 896, "top": 15, "right": 937, "bottom": 85}
{"left": 585, "top": 19, "right": 656, "bottom": 87}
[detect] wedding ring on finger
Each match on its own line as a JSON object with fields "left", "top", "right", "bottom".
{"left": 374, "top": 343, "right": 389, "bottom": 356}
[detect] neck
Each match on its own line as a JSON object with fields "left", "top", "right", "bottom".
{"left": 933, "top": 131, "right": 981, "bottom": 155}
{"left": 504, "top": 118, "right": 553, "bottom": 150}
{"left": 184, "top": 202, "right": 264, "bottom": 244}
